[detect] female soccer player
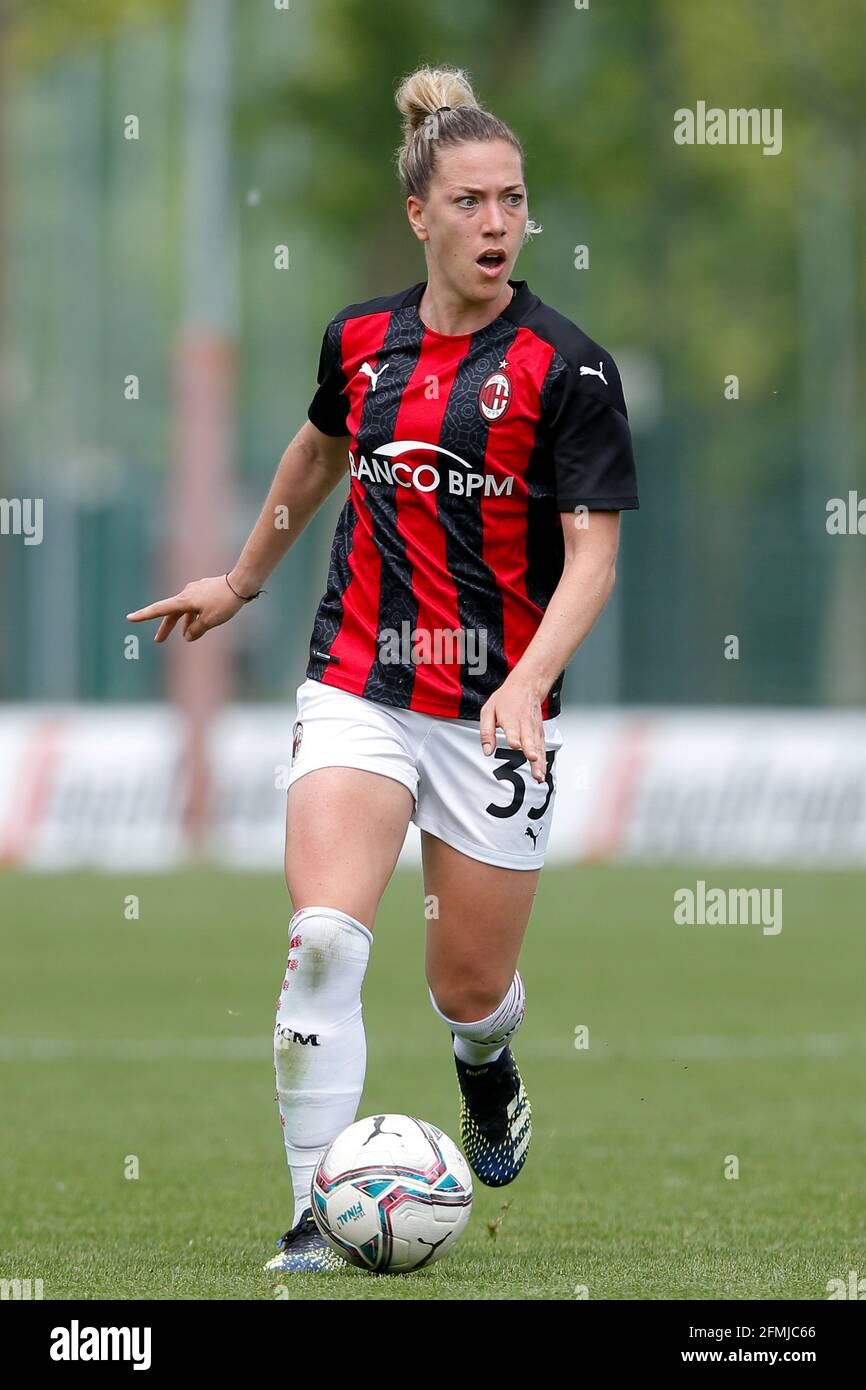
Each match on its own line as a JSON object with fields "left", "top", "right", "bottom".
{"left": 128, "top": 64, "right": 638, "bottom": 1273}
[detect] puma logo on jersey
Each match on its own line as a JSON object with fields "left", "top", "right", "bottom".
{"left": 359, "top": 361, "right": 390, "bottom": 390}
{"left": 524, "top": 825, "right": 542, "bottom": 847}
{"left": 579, "top": 360, "right": 608, "bottom": 386}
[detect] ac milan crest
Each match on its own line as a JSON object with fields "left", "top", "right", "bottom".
{"left": 478, "top": 369, "right": 511, "bottom": 422}
{"left": 291, "top": 720, "right": 303, "bottom": 764}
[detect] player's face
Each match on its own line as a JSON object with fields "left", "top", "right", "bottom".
{"left": 411, "top": 139, "right": 528, "bottom": 303}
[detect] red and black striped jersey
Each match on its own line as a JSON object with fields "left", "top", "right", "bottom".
{"left": 305, "top": 278, "right": 638, "bottom": 721}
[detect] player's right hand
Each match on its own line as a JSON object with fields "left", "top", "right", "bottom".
{"left": 126, "top": 575, "right": 247, "bottom": 643}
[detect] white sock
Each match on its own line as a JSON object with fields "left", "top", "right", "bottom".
{"left": 273, "top": 905, "right": 373, "bottom": 1226}
{"left": 428, "top": 971, "right": 526, "bottom": 1066}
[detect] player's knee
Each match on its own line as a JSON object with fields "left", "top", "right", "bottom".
{"left": 275, "top": 905, "right": 372, "bottom": 1026}
{"left": 428, "top": 980, "right": 510, "bottom": 1025}
{"left": 285, "top": 904, "right": 372, "bottom": 968}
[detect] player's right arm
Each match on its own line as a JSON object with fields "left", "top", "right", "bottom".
{"left": 126, "top": 420, "right": 350, "bottom": 643}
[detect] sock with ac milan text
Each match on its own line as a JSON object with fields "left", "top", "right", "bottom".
{"left": 273, "top": 905, "right": 373, "bottom": 1227}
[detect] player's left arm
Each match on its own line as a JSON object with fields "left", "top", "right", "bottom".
{"left": 478, "top": 510, "right": 620, "bottom": 782}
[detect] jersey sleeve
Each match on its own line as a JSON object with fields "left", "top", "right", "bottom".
{"left": 545, "top": 352, "right": 639, "bottom": 511}
{"left": 307, "top": 319, "right": 350, "bottom": 437}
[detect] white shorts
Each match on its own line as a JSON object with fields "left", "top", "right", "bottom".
{"left": 287, "top": 677, "right": 564, "bottom": 870}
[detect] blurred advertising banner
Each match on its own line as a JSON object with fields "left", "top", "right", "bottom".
{"left": 1, "top": 706, "right": 864, "bottom": 871}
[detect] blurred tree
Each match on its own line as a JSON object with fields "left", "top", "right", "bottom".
{"left": 3, "top": 0, "right": 183, "bottom": 66}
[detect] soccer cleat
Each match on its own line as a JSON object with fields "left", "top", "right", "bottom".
{"left": 263, "top": 1207, "right": 348, "bottom": 1274}
{"left": 454, "top": 1044, "right": 532, "bottom": 1187}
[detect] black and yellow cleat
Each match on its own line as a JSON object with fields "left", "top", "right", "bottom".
{"left": 454, "top": 1045, "right": 532, "bottom": 1187}
{"left": 263, "top": 1208, "right": 348, "bottom": 1274}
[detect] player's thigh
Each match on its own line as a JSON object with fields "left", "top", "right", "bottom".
{"left": 421, "top": 830, "right": 539, "bottom": 1021}
{"left": 285, "top": 767, "right": 414, "bottom": 931}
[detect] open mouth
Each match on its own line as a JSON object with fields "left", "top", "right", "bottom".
{"left": 476, "top": 249, "right": 507, "bottom": 270}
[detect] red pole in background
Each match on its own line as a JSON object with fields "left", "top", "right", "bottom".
{"left": 168, "top": 335, "right": 235, "bottom": 854}
{"left": 168, "top": 0, "right": 237, "bottom": 856}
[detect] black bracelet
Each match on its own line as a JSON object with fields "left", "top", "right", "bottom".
{"left": 225, "top": 572, "right": 265, "bottom": 602}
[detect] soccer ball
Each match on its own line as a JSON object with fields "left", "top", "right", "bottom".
{"left": 311, "top": 1113, "right": 473, "bottom": 1273}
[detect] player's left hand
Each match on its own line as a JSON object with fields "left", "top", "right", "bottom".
{"left": 479, "top": 676, "right": 547, "bottom": 783}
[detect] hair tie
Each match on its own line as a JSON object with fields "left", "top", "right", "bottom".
{"left": 435, "top": 105, "right": 452, "bottom": 114}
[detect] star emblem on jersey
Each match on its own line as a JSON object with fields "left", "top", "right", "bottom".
{"left": 454, "top": 1046, "right": 532, "bottom": 1186}
{"left": 478, "top": 368, "right": 512, "bottom": 422}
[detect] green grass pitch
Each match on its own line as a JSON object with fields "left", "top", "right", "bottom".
{"left": 1, "top": 866, "right": 863, "bottom": 1300}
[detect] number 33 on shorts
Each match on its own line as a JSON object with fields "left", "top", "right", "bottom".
{"left": 416, "top": 715, "right": 563, "bottom": 870}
